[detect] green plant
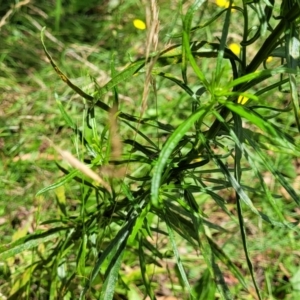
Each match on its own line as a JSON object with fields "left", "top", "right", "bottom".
{"left": 2, "top": 0, "right": 300, "bottom": 299}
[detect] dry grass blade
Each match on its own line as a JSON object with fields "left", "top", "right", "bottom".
{"left": 141, "top": 0, "right": 160, "bottom": 114}
{"left": 0, "top": 0, "right": 31, "bottom": 29}
{"left": 27, "top": 14, "right": 108, "bottom": 77}
{"left": 99, "top": 105, "right": 126, "bottom": 178}
{"left": 47, "top": 140, "right": 112, "bottom": 193}
{"left": 109, "top": 105, "right": 122, "bottom": 160}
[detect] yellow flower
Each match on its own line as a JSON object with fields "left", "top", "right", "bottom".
{"left": 238, "top": 96, "right": 249, "bottom": 105}
{"left": 266, "top": 56, "right": 273, "bottom": 63}
{"left": 216, "top": 0, "right": 229, "bottom": 8}
{"left": 216, "top": 0, "right": 235, "bottom": 10}
{"left": 133, "top": 19, "right": 146, "bottom": 30}
{"left": 229, "top": 43, "right": 240, "bottom": 56}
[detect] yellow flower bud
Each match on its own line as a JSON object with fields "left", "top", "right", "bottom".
{"left": 133, "top": 19, "right": 146, "bottom": 30}
{"left": 238, "top": 96, "right": 249, "bottom": 105}
{"left": 229, "top": 43, "right": 240, "bottom": 56}
{"left": 266, "top": 56, "right": 273, "bottom": 63}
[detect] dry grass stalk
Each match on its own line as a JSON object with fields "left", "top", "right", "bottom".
{"left": 57, "top": 148, "right": 112, "bottom": 193}
{"left": 102, "top": 105, "right": 127, "bottom": 178}
{"left": 141, "top": 0, "right": 160, "bottom": 115}
{"left": 46, "top": 140, "right": 112, "bottom": 193}
{"left": 25, "top": 14, "right": 108, "bottom": 78}
{"left": 109, "top": 105, "right": 122, "bottom": 160}
{"left": 0, "top": 0, "right": 31, "bottom": 29}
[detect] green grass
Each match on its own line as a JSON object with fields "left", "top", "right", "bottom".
{"left": 1, "top": 0, "right": 300, "bottom": 299}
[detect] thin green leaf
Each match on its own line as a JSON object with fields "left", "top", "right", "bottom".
{"left": 41, "top": 27, "right": 144, "bottom": 115}
{"left": 128, "top": 202, "right": 151, "bottom": 244}
{"left": 213, "top": 156, "right": 289, "bottom": 227}
{"left": 208, "top": 237, "right": 247, "bottom": 289}
{"left": 56, "top": 96, "right": 76, "bottom": 128}
{"left": 244, "top": 149, "right": 287, "bottom": 222}
{"left": 151, "top": 103, "right": 213, "bottom": 207}
{"left": 192, "top": 268, "right": 216, "bottom": 300}
{"left": 95, "top": 60, "right": 145, "bottom": 99}
{"left": 215, "top": 2, "right": 232, "bottom": 78}
{"left": 77, "top": 234, "right": 87, "bottom": 276}
{"left": 181, "top": 0, "right": 206, "bottom": 83}
{"left": 157, "top": 203, "right": 198, "bottom": 247}
{"left": 195, "top": 209, "right": 216, "bottom": 293}
{"left": 142, "top": 238, "right": 164, "bottom": 260}
{"left": 255, "top": 1, "right": 267, "bottom": 37}
{"left": 154, "top": 70, "right": 194, "bottom": 96}
{"left": 244, "top": 132, "right": 300, "bottom": 208}
{"left": 182, "top": 32, "right": 207, "bottom": 86}
{"left": 286, "top": 23, "right": 300, "bottom": 131}
{"left": 80, "top": 218, "right": 136, "bottom": 298}
{"left": 171, "top": 8, "right": 227, "bottom": 38}
{"left": 165, "top": 215, "right": 195, "bottom": 299}
{"left": 0, "top": 228, "right": 67, "bottom": 260}
{"left": 36, "top": 169, "right": 79, "bottom": 196}
{"left": 41, "top": 27, "right": 93, "bottom": 102}
{"left": 236, "top": 197, "right": 262, "bottom": 300}
{"left": 139, "top": 235, "right": 156, "bottom": 300}
{"left": 99, "top": 250, "right": 125, "bottom": 300}
{"left": 228, "top": 67, "right": 297, "bottom": 90}
{"left": 220, "top": 101, "right": 299, "bottom": 155}
{"left": 211, "top": 257, "right": 233, "bottom": 300}
{"left": 213, "top": 110, "right": 297, "bottom": 227}
{"left": 233, "top": 112, "right": 261, "bottom": 299}
{"left": 122, "top": 120, "right": 159, "bottom": 148}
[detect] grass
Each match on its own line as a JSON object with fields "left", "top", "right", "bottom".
{"left": 1, "top": 0, "right": 300, "bottom": 299}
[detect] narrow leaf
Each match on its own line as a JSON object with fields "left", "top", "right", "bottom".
{"left": 36, "top": 169, "right": 79, "bottom": 196}
{"left": 0, "top": 228, "right": 67, "bottom": 260}
{"left": 151, "top": 103, "right": 213, "bottom": 207}
{"left": 165, "top": 215, "right": 195, "bottom": 299}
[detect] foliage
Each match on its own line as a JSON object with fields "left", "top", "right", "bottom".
{"left": 2, "top": 0, "right": 300, "bottom": 299}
